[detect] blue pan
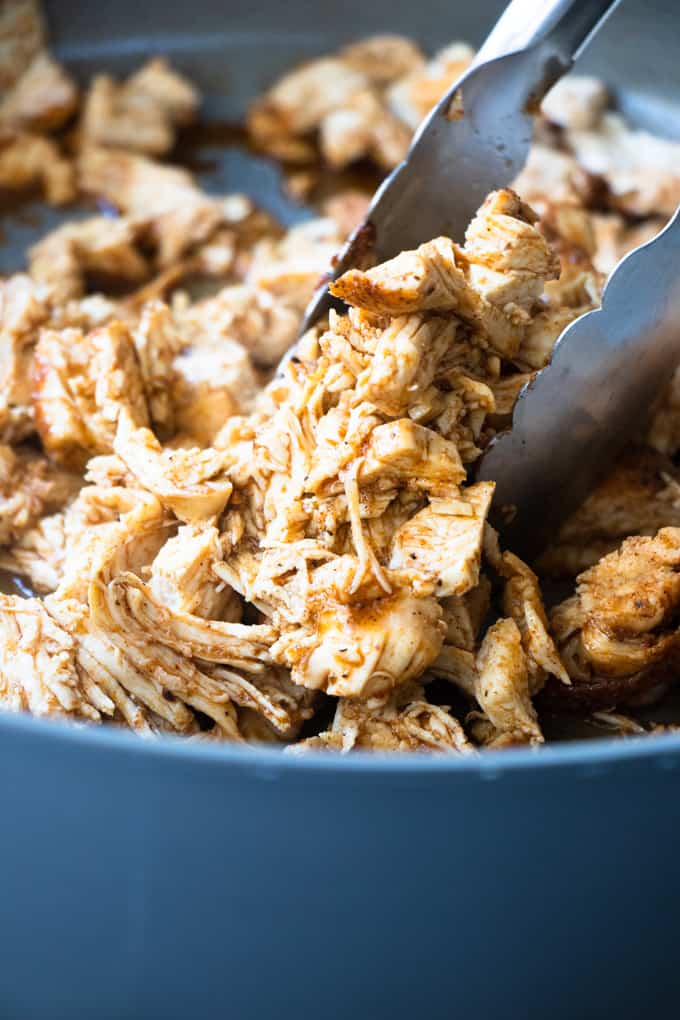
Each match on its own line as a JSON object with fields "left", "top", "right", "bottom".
{"left": 1, "top": 1, "right": 679, "bottom": 1016}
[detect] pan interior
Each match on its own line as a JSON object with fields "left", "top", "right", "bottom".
{"left": 5, "top": 0, "right": 680, "bottom": 269}
{"left": 3, "top": 1, "right": 680, "bottom": 749}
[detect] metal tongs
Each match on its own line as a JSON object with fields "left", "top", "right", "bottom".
{"left": 292, "top": 0, "right": 680, "bottom": 557}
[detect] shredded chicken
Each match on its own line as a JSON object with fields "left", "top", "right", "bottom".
{"left": 33, "top": 322, "right": 150, "bottom": 467}
{"left": 0, "top": 445, "right": 79, "bottom": 547}
{"left": 0, "top": 132, "right": 75, "bottom": 204}
{"left": 473, "top": 618, "right": 543, "bottom": 745}
{"left": 548, "top": 529, "right": 680, "bottom": 711}
{"left": 1, "top": 25, "right": 679, "bottom": 750}
{"left": 540, "top": 451, "right": 680, "bottom": 578}
{"left": 80, "top": 59, "right": 198, "bottom": 156}
{"left": 0, "top": 0, "right": 45, "bottom": 93}
{"left": 0, "top": 51, "right": 78, "bottom": 132}
{"left": 29, "top": 217, "right": 150, "bottom": 302}
{"left": 294, "top": 682, "right": 472, "bottom": 752}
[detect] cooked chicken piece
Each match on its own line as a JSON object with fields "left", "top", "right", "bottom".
{"left": 124, "top": 58, "right": 199, "bottom": 126}
{"left": 247, "top": 36, "right": 469, "bottom": 171}
{"left": 0, "top": 132, "right": 75, "bottom": 204}
{"left": 77, "top": 144, "right": 194, "bottom": 214}
{"left": 318, "top": 94, "right": 375, "bottom": 169}
{"left": 315, "top": 308, "right": 382, "bottom": 381}
{"left": 81, "top": 58, "right": 199, "bottom": 156}
{"left": 541, "top": 75, "right": 608, "bottom": 131}
{"left": 388, "top": 483, "right": 494, "bottom": 597}
{"left": 45, "top": 595, "right": 161, "bottom": 732}
{"left": 157, "top": 200, "right": 258, "bottom": 272}
{"left": 567, "top": 113, "right": 680, "bottom": 218}
{"left": 16, "top": 548, "right": 187, "bottom": 735}
{"left": 440, "top": 577, "right": 491, "bottom": 652}
{"left": 33, "top": 322, "right": 149, "bottom": 467}
{"left": 247, "top": 218, "right": 342, "bottom": 313}
{"left": 330, "top": 236, "right": 474, "bottom": 317}
{"left": 550, "top": 530, "right": 680, "bottom": 704}
{"left": 149, "top": 524, "right": 236, "bottom": 620}
{"left": 474, "top": 618, "right": 543, "bottom": 744}
{"left": 511, "top": 144, "right": 585, "bottom": 206}
{"left": 79, "top": 146, "right": 248, "bottom": 272}
{"left": 70, "top": 486, "right": 170, "bottom": 595}
{"left": 203, "top": 663, "right": 315, "bottom": 739}
{"left": 28, "top": 233, "right": 80, "bottom": 306}
{"left": 0, "top": 273, "right": 53, "bottom": 441}
{"left": 591, "top": 213, "right": 667, "bottom": 277}
{"left": 359, "top": 489, "right": 426, "bottom": 563}
{"left": 0, "top": 508, "right": 69, "bottom": 594}
{"left": 544, "top": 269, "right": 602, "bottom": 320}
{"left": 0, "top": 594, "right": 105, "bottom": 720}
{"left": 50, "top": 293, "right": 122, "bottom": 332}
{"left": 131, "top": 301, "right": 183, "bottom": 437}
{"left": 170, "top": 321, "right": 258, "bottom": 445}
{"left": 579, "top": 528, "right": 680, "bottom": 655}
{"left": 207, "top": 201, "right": 567, "bottom": 712}
{"left": 431, "top": 642, "right": 478, "bottom": 698}
{"left": 180, "top": 284, "right": 299, "bottom": 368}
{"left": 535, "top": 211, "right": 604, "bottom": 316}
{"left": 516, "top": 306, "right": 585, "bottom": 370}
{"left": 114, "top": 411, "right": 233, "bottom": 523}
{"left": 340, "top": 36, "right": 425, "bottom": 85}
{"left": 29, "top": 216, "right": 150, "bottom": 302}
{"left": 89, "top": 555, "right": 241, "bottom": 738}
{"left": 487, "top": 372, "right": 532, "bottom": 420}
{"left": 170, "top": 350, "right": 247, "bottom": 446}
{"left": 429, "top": 373, "right": 497, "bottom": 462}
{"left": 331, "top": 192, "right": 557, "bottom": 356}
{"left": 296, "top": 682, "right": 471, "bottom": 753}
{"left": 272, "top": 591, "right": 444, "bottom": 697}
{"left": 387, "top": 42, "right": 474, "bottom": 129}
{"left": 0, "top": 445, "right": 79, "bottom": 547}
{"left": 247, "top": 57, "right": 367, "bottom": 158}
{"left": 216, "top": 540, "right": 329, "bottom": 624}
{"left": 110, "top": 569, "right": 275, "bottom": 672}
{"left": 464, "top": 189, "right": 561, "bottom": 309}
{"left": 319, "top": 92, "right": 411, "bottom": 170}
{"left": 0, "top": 0, "right": 45, "bottom": 92}
{"left": 354, "top": 314, "right": 457, "bottom": 416}
{"left": 66, "top": 617, "right": 194, "bottom": 734}
{"left": 538, "top": 199, "right": 598, "bottom": 258}
{"left": 540, "top": 450, "right": 680, "bottom": 577}
{"left": 0, "top": 482, "right": 148, "bottom": 596}
{"left": 358, "top": 105, "right": 411, "bottom": 169}
{"left": 497, "top": 551, "right": 569, "bottom": 689}
{"left": 78, "top": 148, "right": 225, "bottom": 269}
{"left": 353, "top": 420, "right": 463, "bottom": 498}
{"left": 0, "top": 282, "right": 118, "bottom": 445}
{"left": 146, "top": 195, "right": 275, "bottom": 284}
{"left": 0, "top": 51, "right": 78, "bottom": 131}
{"left": 24, "top": 493, "right": 229, "bottom": 736}
{"left": 322, "top": 190, "right": 372, "bottom": 240}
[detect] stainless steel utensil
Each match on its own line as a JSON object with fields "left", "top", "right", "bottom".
{"left": 478, "top": 206, "right": 680, "bottom": 555}
{"left": 298, "top": 0, "right": 621, "bottom": 335}
{"left": 295, "top": 0, "right": 680, "bottom": 562}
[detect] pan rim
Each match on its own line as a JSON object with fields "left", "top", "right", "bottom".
{"left": 2, "top": 707, "right": 680, "bottom": 777}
